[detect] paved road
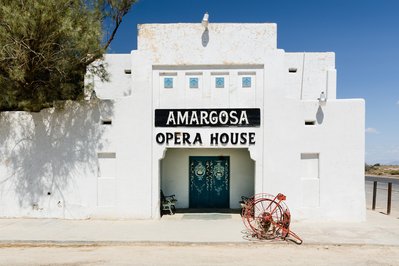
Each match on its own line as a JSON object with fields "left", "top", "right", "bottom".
{"left": 0, "top": 244, "right": 398, "bottom": 266}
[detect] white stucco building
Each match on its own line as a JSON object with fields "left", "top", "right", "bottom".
{"left": 0, "top": 22, "right": 365, "bottom": 221}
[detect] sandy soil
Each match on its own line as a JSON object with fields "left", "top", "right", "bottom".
{"left": 0, "top": 244, "right": 398, "bottom": 266}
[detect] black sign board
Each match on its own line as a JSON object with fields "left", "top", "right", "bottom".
{"left": 155, "top": 108, "right": 261, "bottom": 127}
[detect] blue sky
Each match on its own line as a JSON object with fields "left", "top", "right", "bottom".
{"left": 108, "top": 0, "right": 399, "bottom": 164}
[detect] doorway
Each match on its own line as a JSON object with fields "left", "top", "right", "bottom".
{"left": 189, "top": 156, "right": 230, "bottom": 208}
{"left": 160, "top": 148, "right": 254, "bottom": 210}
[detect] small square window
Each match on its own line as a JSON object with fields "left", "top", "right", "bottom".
{"left": 189, "top": 77, "right": 199, "bottom": 88}
{"left": 242, "top": 77, "right": 251, "bottom": 88}
{"left": 215, "top": 77, "right": 225, "bottom": 88}
{"left": 164, "top": 77, "right": 173, "bottom": 88}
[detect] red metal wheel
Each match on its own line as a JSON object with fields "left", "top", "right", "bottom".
{"left": 245, "top": 197, "right": 284, "bottom": 239}
{"left": 241, "top": 192, "right": 302, "bottom": 244}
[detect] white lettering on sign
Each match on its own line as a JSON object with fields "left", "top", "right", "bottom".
{"left": 165, "top": 110, "right": 249, "bottom": 126}
{"left": 166, "top": 112, "right": 176, "bottom": 125}
{"left": 239, "top": 111, "right": 249, "bottom": 125}
{"left": 177, "top": 111, "right": 188, "bottom": 125}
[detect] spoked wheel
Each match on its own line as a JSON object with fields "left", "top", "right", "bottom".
{"left": 241, "top": 192, "right": 302, "bottom": 244}
{"left": 245, "top": 198, "right": 284, "bottom": 239}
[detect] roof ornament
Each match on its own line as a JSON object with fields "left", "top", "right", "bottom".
{"left": 201, "top": 12, "right": 209, "bottom": 28}
{"left": 318, "top": 91, "right": 327, "bottom": 106}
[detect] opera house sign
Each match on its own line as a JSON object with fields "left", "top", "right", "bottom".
{"left": 155, "top": 108, "right": 260, "bottom": 146}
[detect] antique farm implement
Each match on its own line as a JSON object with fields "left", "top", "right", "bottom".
{"left": 240, "top": 193, "right": 302, "bottom": 244}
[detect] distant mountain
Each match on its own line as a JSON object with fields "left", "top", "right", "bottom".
{"left": 387, "top": 160, "right": 399, "bottom": 166}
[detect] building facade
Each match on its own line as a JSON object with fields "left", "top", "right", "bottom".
{"left": 0, "top": 23, "right": 365, "bottom": 221}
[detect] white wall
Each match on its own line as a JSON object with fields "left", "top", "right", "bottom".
{"left": 138, "top": 23, "right": 277, "bottom": 65}
{"left": 261, "top": 99, "right": 365, "bottom": 221}
{"left": 284, "top": 52, "right": 336, "bottom": 100}
{"left": 153, "top": 66, "right": 263, "bottom": 109}
{"left": 91, "top": 54, "right": 132, "bottom": 99}
{"left": 0, "top": 102, "right": 102, "bottom": 218}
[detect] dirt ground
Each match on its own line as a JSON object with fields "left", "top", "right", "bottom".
{"left": 366, "top": 164, "right": 399, "bottom": 176}
{"left": 0, "top": 244, "right": 398, "bottom": 266}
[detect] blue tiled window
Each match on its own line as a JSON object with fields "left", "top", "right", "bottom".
{"left": 215, "top": 77, "right": 225, "bottom": 88}
{"left": 242, "top": 77, "right": 252, "bottom": 88}
{"left": 164, "top": 77, "right": 173, "bottom": 88}
{"left": 189, "top": 77, "right": 199, "bottom": 88}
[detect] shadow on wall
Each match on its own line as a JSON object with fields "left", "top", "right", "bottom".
{"left": 316, "top": 106, "right": 324, "bottom": 124}
{"left": 201, "top": 28, "right": 209, "bottom": 47}
{"left": 0, "top": 100, "right": 113, "bottom": 216}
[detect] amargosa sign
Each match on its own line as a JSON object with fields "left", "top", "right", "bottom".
{"left": 155, "top": 108, "right": 261, "bottom": 127}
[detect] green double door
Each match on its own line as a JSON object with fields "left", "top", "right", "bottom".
{"left": 189, "top": 156, "right": 230, "bottom": 208}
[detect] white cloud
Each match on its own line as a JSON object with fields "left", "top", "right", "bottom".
{"left": 365, "top": 127, "right": 379, "bottom": 134}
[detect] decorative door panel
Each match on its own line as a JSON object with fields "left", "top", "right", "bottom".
{"left": 189, "top": 156, "right": 229, "bottom": 208}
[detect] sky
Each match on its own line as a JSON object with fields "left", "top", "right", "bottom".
{"left": 107, "top": 0, "right": 399, "bottom": 164}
